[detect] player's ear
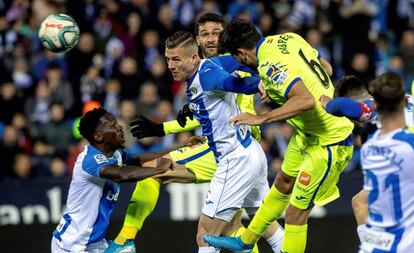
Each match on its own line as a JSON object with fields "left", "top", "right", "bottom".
{"left": 94, "top": 133, "right": 103, "bottom": 143}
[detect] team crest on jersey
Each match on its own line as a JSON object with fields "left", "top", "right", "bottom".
{"left": 299, "top": 171, "right": 311, "bottom": 186}
{"left": 265, "top": 64, "right": 288, "bottom": 86}
{"left": 189, "top": 85, "right": 198, "bottom": 95}
{"left": 94, "top": 154, "right": 108, "bottom": 164}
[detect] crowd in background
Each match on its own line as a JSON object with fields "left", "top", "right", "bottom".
{"left": 0, "top": 0, "right": 414, "bottom": 182}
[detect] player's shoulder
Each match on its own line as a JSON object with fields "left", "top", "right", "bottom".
{"left": 392, "top": 129, "right": 414, "bottom": 149}
{"left": 82, "top": 145, "right": 109, "bottom": 168}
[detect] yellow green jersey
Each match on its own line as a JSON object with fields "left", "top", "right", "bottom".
{"left": 256, "top": 33, "right": 353, "bottom": 145}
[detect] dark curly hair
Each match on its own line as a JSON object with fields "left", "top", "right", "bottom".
{"left": 334, "top": 75, "right": 369, "bottom": 100}
{"left": 195, "top": 12, "right": 227, "bottom": 35}
{"left": 78, "top": 107, "right": 107, "bottom": 143}
{"left": 218, "top": 20, "right": 261, "bottom": 55}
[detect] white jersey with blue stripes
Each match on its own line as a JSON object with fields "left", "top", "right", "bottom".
{"left": 53, "top": 145, "right": 129, "bottom": 251}
{"left": 186, "top": 57, "right": 260, "bottom": 160}
{"left": 360, "top": 129, "right": 414, "bottom": 252}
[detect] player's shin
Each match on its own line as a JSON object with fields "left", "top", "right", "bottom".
{"left": 281, "top": 224, "right": 307, "bottom": 253}
{"left": 242, "top": 185, "right": 290, "bottom": 245}
{"left": 115, "top": 178, "right": 161, "bottom": 244}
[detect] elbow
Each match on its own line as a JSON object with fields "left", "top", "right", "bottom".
{"left": 303, "top": 96, "right": 316, "bottom": 111}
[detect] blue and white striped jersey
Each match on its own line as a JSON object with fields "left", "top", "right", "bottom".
{"left": 186, "top": 56, "right": 260, "bottom": 160}
{"left": 53, "top": 144, "right": 132, "bottom": 251}
{"left": 360, "top": 129, "right": 414, "bottom": 252}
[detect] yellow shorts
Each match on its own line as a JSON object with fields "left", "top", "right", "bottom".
{"left": 169, "top": 142, "right": 217, "bottom": 183}
{"left": 282, "top": 133, "right": 353, "bottom": 210}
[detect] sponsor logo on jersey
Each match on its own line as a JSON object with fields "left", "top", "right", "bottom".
{"left": 299, "top": 171, "right": 311, "bottom": 186}
{"left": 265, "top": 64, "right": 288, "bottom": 86}
{"left": 106, "top": 190, "right": 119, "bottom": 201}
{"left": 94, "top": 154, "right": 108, "bottom": 164}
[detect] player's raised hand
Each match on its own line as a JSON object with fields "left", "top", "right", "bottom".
{"left": 184, "top": 136, "right": 206, "bottom": 147}
{"left": 177, "top": 103, "right": 194, "bottom": 127}
{"left": 319, "top": 95, "right": 332, "bottom": 109}
{"left": 230, "top": 112, "right": 265, "bottom": 126}
{"left": 130, "top": 115, "right": 165, "bottom": 139}
{"left": 258, "top": 81, "right": 271, "bottom": 104}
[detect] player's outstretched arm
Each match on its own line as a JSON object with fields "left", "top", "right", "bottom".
{"left": 100, "top": 158, "right": 172, "bottom": 183}
{"left": 130, "top": 115, "right": 200, "bottom": 139}
{"left": 322, "top": 95, "right": 373, "bottom": 122}
{"left": 231, "top": 81, "right": 315, "bottom": 125}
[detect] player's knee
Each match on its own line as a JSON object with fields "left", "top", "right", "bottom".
{"left": 196, "top": 226, "right": 208, "bottom": 245}
{"left": 274, "top": 172, "right": 294, "bottom": 194}
{"left": 352, "top": 193, "right": 363, "bottom": 213}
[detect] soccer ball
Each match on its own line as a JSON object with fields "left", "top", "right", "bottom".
{"left": 38, "top": 14, "right": 80, "bottom": 53}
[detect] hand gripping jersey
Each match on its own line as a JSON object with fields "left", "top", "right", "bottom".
{"left": 256, "top": 33, "right": 353, "bottom": 145}
{"left": 360, "top": 129, "right": 414, "bottom": 252}
{"left": 52, "top": 145, "right": 131, "bottom": 251}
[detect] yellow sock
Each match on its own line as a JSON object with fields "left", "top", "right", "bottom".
{"left": 231, "top": 226, "right": 259, "bottom": 253}
{"left": 241, "top": 186, "right": 290, "bottom": 245}
{"left": 114, "top": 178, "right": 161, "bottom": 244}
{"left": 281, "top": 224, "right": 308, "bottom": 253}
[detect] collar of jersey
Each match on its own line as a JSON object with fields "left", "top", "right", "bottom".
{"left": 255, "top": 37, "right": 265, "bottom": 58}
{"left": 186, "top": 67, "right": 199, "bottom": 88}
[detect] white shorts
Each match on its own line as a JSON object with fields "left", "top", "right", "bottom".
{"left": 51, "top": 237, "right": 108, "bottom": 253}
{"left": 202, "top": 139, "right": 269, "bottom": 222}
{"left": 358, "top": 226, "right": 414, "bottom": 253}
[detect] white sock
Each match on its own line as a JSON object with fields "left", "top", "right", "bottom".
{"left": 266, "top": 226, "right": 284, "bottom": 253}
{"left": 198, "top": 246, "right": 219, "bottom": 253}
{"left": 357, "top": 224, "right": 366, "bottom": 242}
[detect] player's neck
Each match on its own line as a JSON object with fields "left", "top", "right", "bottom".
{"left": 379, "top": 112, "right": 405, "bottom": 135}
{"left": 94, "top": 144, "right": 115, "bottom": 158}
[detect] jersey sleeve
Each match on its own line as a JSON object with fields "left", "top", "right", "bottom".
{"left": 82, "top": 153, "right": 114, "bottom": 177}
{"left": 216, "top": 55, "right": 258, "bottom": 75}
{"left": 199, "top": 61, "right": 260, "bottom": 94}
{"left": 325, "top": 97, "right": 375, "bottom": 122}
{"left": 163, "top": 118, "right": 200, "bottom": 135}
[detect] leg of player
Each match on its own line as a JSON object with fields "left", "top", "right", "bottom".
{"left": 352, "top": 189, "right": 368, "bottom": 241}
{"left": 245, "top": 209, "right": 284, "bottom": 253}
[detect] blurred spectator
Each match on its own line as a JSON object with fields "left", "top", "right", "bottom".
{"left": 24, "top": 80, "right": 51, "bottom": 126}
{"left": 80, "top": 65, "right": 106, "bottom": 103}
{"left": 259, "top": 12, "right": 277, "bottom": 36}
{"left": 0, "top": 80, "right": 24, "bottom": 124}
{"left": 37, "top": 103, "right": 74, "bottom": 157}
{"left": 0, "top": 125, "right": 23, "bottom": 179}
{"left": 127, "top": 136, "right": 165, "bottom": 156}
{"left": 116, "top": 56, "right": 142, "bottom": 100}
{"left": 306, "top": 27, "right": 331, "bottom": 62}
{"left": 12, "top": 57, "right": 33, "bottom": 91}
{"left": 50, "top": 157, "right": 67, "bottom": 178}
{"left": 31, "top": 49, "right": 67, "bottom": 81}
{"left": 119, "top": 12, "right": 142, "bottom": 57}
{"left": 104, "top": 36, "right": 124, "bottom": 79}
{"left": 155, "top": 3, "right": 180, "bottom": 43}
{"left": 11, "top": 113, "right": 31, "bottom": 154}
{"left": 340, "top": 0, "right": 376, "bottom": 79}
{"left": 12, "top": 153, "right": 32, "bottom": 180}
{"left": 141, "top": 29, "right": 161, "bottom": 72}
{"left": 0, "top": 12, "right": 17, "bottom": 58}
{"left": 145, "top": 55, "right": 173, "bottom": 101}
{"left": 93, "top": 8, "right": 113, "bottom": 51}
{"left": 45, "top": 62, "right": 74, "bottom": 113}
{"left": 227, "top": 0, "right": 260, "bottom": 24}
{"left": 348, "top": 53, "right": 375, "bottom": 85}
{"left": 101, "top": 78, "right": 121, "bottom": 117}
{"left": 136, "top": 81, "right": 159, "bottom": 117}
{"left": 31, "top": 138, "right": 53, "bottom": 177}
{"left": 400, "top": 30, "right": 414, "bottom": 91}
